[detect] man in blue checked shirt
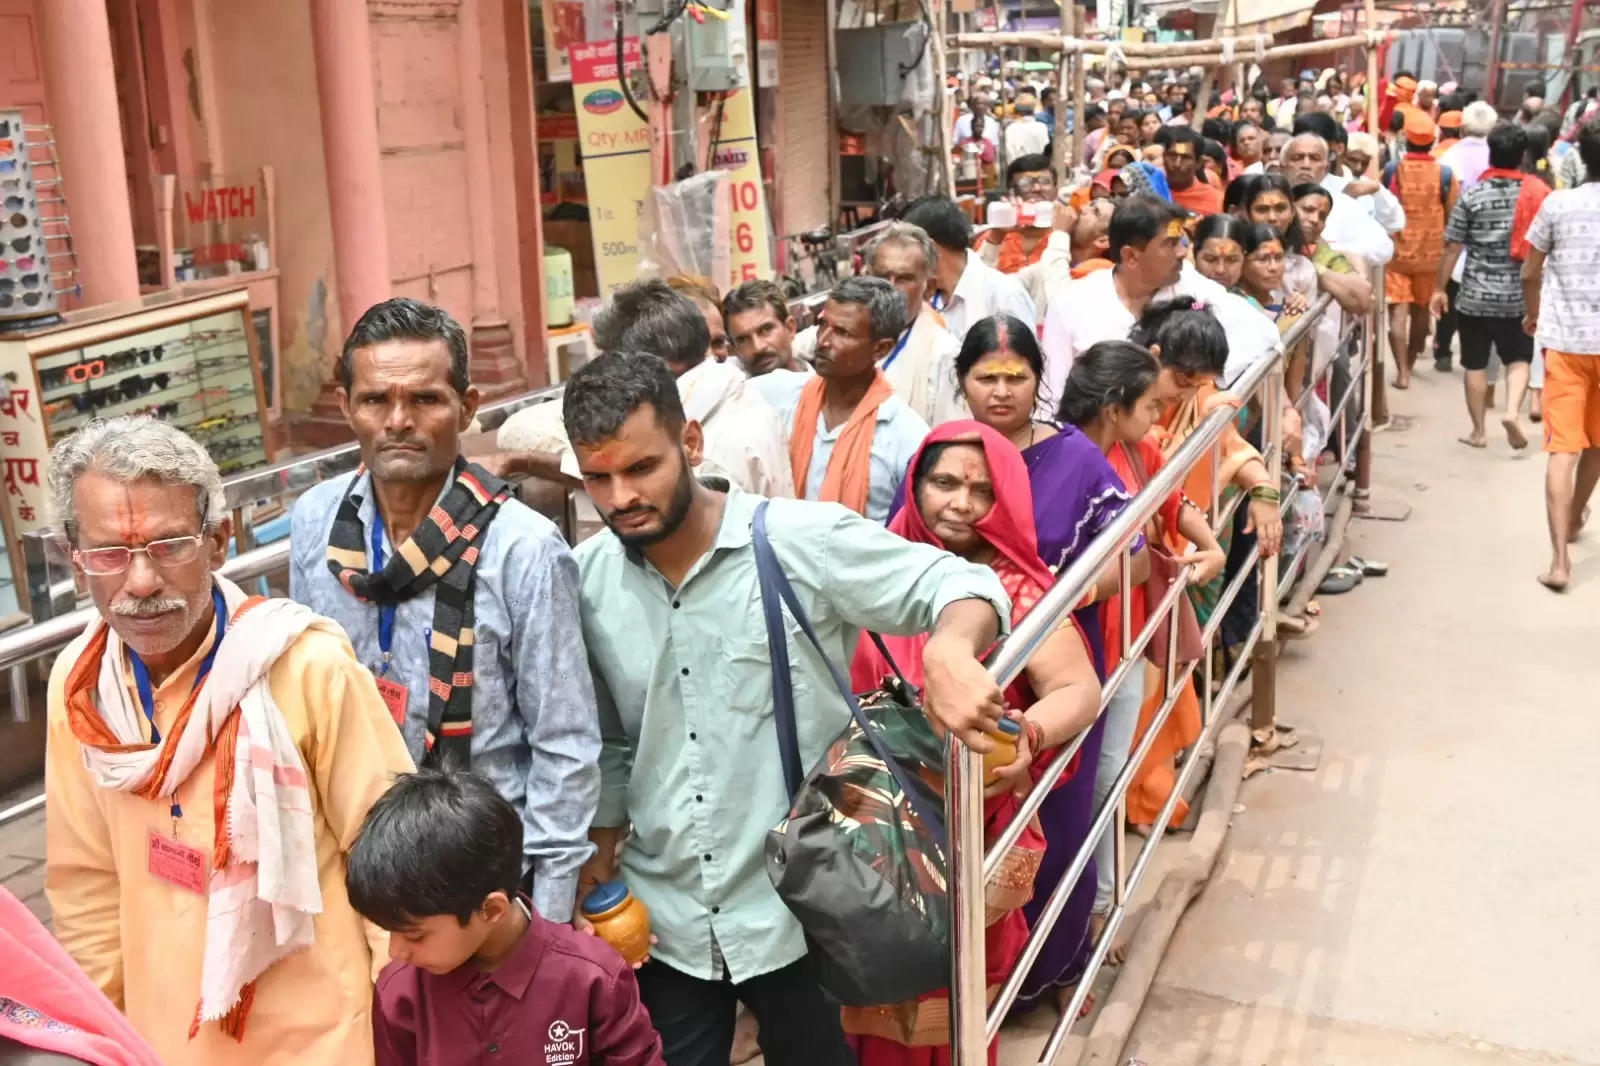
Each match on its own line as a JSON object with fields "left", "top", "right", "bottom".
{"left": 290, "top": 297, "right": 599, "bottom": 924}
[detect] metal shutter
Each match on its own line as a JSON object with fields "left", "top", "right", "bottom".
{"left": 777, "top": 0, "right": 831, "bottom": 236}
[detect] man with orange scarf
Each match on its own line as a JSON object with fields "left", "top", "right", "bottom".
{"left": 769, "top": 277, "right": 931, "bottom": 522}
{"left": 42, "top": 417, "right": 413, "bottom": 1066}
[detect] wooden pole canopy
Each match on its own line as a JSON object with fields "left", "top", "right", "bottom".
{"left": 947, "top": 28, "right": 1397, "bottom": 63}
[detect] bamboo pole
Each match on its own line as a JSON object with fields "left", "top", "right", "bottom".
{"left": 948, "top": 28, "right": 1394, "bottom": 57}
{"left": 1052, "top": 6, "right": 1073, "bottom": 181}
{"left": 1116, "top": 33, "right": 1393, "bottom": 71}
{"left": 931, "top": 0, "right": 958, "bottom": 196}
{"left": 1069, "top": 3, "right": 1086, "bottom": 177}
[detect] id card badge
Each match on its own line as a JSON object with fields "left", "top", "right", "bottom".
{"left": 148, "top": 829, "right": 208, "bottom": 895}
{"left": 375, "top": 676, "right": 409, "bottom": 726}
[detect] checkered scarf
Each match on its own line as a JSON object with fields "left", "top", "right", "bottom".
{"left": 325, "top": 458, "right": 512, "bottom": 769}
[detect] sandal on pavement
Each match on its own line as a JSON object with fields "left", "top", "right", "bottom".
{"left": 1277, "top": 614, "right": 1320, "bottom": 639}
{"left": 1318, "top": 566, "right": 1362, "bottom": 595}
{"left": 1346, "top": 555, "right": 1388, "bottom": 577}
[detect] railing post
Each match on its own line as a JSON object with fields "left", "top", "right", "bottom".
{"left": 1250, "top": 364, "right": 1285, "bottom": 739}
{"left": 1369, "top": 268, "right": 1390, "bottom": 428}
{"left": 946, "top": 736, "right": 988, "bottom": 1064}
{"left": 1356, "top": 282, "right": 1376, "bottom": 502}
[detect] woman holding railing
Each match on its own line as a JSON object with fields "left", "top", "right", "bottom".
{"left": 943, "top": 314, "right": 1150, "bottom": 1013}
{"left": 849, "top": 421, "right": 1101, "bottom": 1066}
{"left": 1059, "top": 341, "right": 1226, "bottom": 937}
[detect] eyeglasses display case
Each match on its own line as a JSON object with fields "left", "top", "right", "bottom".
{"left": 0, "top": 287, "right": 271, "bottom": 584}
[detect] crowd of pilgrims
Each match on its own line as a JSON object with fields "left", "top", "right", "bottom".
{"left": 16, "top": 66, "right": 1459, "bottom": 1066}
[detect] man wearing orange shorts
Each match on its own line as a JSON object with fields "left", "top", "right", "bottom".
{"left": 1522, "top": 117, "right": 1600, "bottom": 591}
{"left": 1385, "top": 111, "right": 1458, "bottom": 388}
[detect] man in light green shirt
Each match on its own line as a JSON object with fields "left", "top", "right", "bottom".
{"left": 564, "top": 352, "right": 1012, "bottom": 1066}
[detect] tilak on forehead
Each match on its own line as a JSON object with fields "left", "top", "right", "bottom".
{"left": 985, "top": 358, "right": 1032, "bottom": 377}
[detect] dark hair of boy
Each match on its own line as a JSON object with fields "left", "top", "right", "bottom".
{"left": 346, "top": 770, "right": 523, "bottom": 931}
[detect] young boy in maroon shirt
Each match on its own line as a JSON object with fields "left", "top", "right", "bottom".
{"left": 347, "top": 770, "right": 665, "bottom": 1066}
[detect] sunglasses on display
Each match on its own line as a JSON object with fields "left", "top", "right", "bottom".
{"left": 70, "top": 386, "right": 120, "bottom": 413}
{"left": 0, "top": 177, "right": 24, "bottom": 193}
{"left": 0, "top": 275, "right": 40, "bottom": 293}
{"left": 39, "top": 359, "right": 105, "bottom": 390}
{"left": 196, "top": 354, "right": 251, "bottom": 375}
{"left": 210, "top": 435, "right": 263, "bottom": 461}
{"left": 3, "top": 197, "right": 25, "bottom": 213}
{"left": 7, "top": 213, "right": 26, "bottom": 229}
{"left": 128, "top": 401, "right": 180, "bottom": 420}
{"left": 0, "top": 256, "right": 37, "bottom": 273}
{"left": 7, "top": 236, "right": 33, "bottom": 254}
{"left": 118, "top": 372, "right": 173, "bottom": 400}
{"left": 0, "top": 292, "right": 43, "bottom": 308}
{"left": 189, "top": 412, "right": 255, "bottom": 438}
{"left": 74, "top": 533, "right": 207, "bottom": 576}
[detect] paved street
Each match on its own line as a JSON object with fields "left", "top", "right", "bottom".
{"left": 1125, "top": 370, "right": 1600, "bottom": 1065}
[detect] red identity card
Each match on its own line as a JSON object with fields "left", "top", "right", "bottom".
{"left": 375, "top": 677, "right": 409, "bottom": 726}
{"left": 148, "top": 830, "right": 208, "bottom": 895}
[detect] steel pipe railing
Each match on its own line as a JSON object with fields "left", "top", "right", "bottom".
{"left": 951, "top": 277, "right": 1373, "bottom": 1063}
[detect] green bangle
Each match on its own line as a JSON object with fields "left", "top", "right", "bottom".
{"left": 1249, "top": 485, "right": 1281, "bottom": 503}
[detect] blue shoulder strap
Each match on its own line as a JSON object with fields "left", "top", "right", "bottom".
{"left": 751, "top": 501, "right": 947, "bottom": 849}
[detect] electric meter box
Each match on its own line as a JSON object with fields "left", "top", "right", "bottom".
{"left": 686, "top": 0, "right": 749, "bottom": 91}
{"left": 836, "top": 20, "right": 930, "bottom": 109}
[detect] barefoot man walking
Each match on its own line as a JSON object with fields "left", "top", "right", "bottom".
{"left": 1522, "top": 118, "right": 1600, "bottom": 590}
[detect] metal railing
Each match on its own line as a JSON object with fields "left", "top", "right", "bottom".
{"left": 948, "top": 282, "right": 1375, "bottom": 1063}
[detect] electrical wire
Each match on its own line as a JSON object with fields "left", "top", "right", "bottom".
{"left": 898, "top": 0, "right": 934, "bottom": 80}
{"left": 617, "top": 7, "right": 650, "bottom": 123}
{"left": 646, "top": 0, "right": 692, "bottom": 34}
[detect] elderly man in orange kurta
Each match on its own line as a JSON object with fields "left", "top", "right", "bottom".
{"left": 43, "top": 416, "right": 413, "bottom": 1066}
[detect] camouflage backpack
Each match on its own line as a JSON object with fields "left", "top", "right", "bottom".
{"left": 752, "top": 502, "right": 952, "bottom": 1007}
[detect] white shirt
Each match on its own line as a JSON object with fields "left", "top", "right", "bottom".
{"left": 676, "top": 359, "right": 796, "bottom": 498}
{"left": 1323, "top": 171, "right": 1407, "bottom": 234}
{"left": 1041, "top": 263, "right": 1281, "bottom": 407}
{"left": 788, "top": 311, "right": 966, "bottom": 427}
{"left": 499, "top": 359, "right": 795, "bottom": 498}
{"left": 938, "top": 251, "right": 1037, "bottom": 341}
{"left": 953, "top": 112, "right": 999, "bottom": 147}
{"left": 1321, "top": 186, "right": 1395, "bottom": 266}
{"left": 761, "top": 371, "right": 931, "bottom": 523}
{"left": 1003, "top": 117, "right": 1051, "bottom": 162}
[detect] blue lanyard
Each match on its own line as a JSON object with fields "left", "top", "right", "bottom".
{"left": 371, "top": 514, "right": 397, "bottom": 675}
{"left": 881, "top": 325, "right": 913, "bottom": 372}
{"left": 931, "top": 291, "right": 948, "bottom": 312}
{"left": 128, "top": 585, "right": 226, "bottom": 820}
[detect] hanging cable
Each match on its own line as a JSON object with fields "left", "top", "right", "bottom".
{"left": 617, "top": 6, "right": 649, "bottom": 123}
{"left": 899, "top": 0, "right": 935, "bottom": 80}
{"left": 646, "top": 0, "right": 692, "bottom": 34}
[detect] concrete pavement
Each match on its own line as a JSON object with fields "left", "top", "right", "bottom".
{"left": 1123, "top": 368, "right": 1600, "bottom": 1065}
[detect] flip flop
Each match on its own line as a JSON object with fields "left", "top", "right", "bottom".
{"left": 1318, "top": 568, "right": 1362, "bottom": 595}
{"left": 1347, "top": 555, "right": 1388, "bottom": 577}
{"left": 1277, "top": 614, "right": 1320, "bottom": 639}
{"left": 1458, "top": 435, "right": 1487, "bottom": 448}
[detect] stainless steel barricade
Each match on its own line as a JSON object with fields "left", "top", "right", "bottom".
{"left": 949, "top": 284, "right": 1375, "bottom": 1064}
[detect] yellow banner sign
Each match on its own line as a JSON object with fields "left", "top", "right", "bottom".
{"left": 710, "top": 89, "right": 774, "bottom": 290}
{"left": 570, "top": 37, "right": 652, "bottom": 296}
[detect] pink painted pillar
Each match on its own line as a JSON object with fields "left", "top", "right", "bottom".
{"left": 309, "top": 0, "right": 391, "bottom": 335}
{"left": 35, "top": 0, "right": 141, "bottom": 305}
